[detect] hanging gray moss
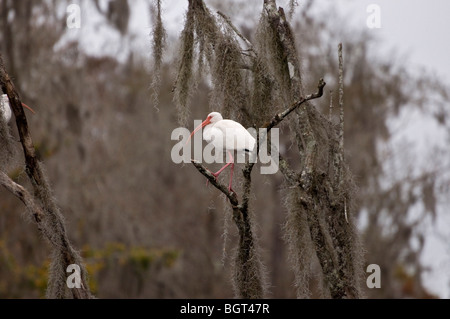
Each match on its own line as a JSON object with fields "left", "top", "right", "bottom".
{"left": 150, "top": 0, "right": 167, "bottom": 109}
{"left": 152, "top": 0, "right": 365, "bottom": 299}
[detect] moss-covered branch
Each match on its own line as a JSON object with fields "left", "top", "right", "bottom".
{"left": 0, "top": 171, "right": 44, "bottom": 223}
{"left": 0, "top": 53, "right": 92, "bottom": 299}
{"left": 262, "top": 1, "right": 363, "bottom": 299}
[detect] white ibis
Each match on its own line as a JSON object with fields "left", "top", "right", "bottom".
{"left": 0, "top": 94, "right": 35, "bottom": 122}
{"left": 188, "top": 112, "right": 255, "bottom": 192}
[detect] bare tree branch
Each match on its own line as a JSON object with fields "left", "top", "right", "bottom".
{"left": 0, "top": 171, "right": 43, "bottom": 223}
{"left": 264, "top": 78, "right": 326, "bottom": 131}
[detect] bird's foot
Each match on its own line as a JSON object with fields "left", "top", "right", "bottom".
{"left": 205, "top": 169, "right": 218, "bottom": 186}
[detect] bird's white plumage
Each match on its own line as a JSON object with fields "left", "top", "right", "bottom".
{"left": 191, "top": 111, "right": 255, "bottom": 191}
{"left": 202, "top": 112, "right": 256, "bottom": 153}
{"left": 0, "top": 94, "right": 11, "bottom": 122}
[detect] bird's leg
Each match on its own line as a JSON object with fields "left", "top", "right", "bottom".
{"left": 206, "top": 163, "right": 230, "bottom": 186}
{"left": 206, "top": 151, "right": 235, "bottom": 192}
{"left": 226, "top": 151, "right": 235, "bottom": 192}
{"left": 211, "top": 151, "right": 234, "bottom": 178}
{"left": 205, "top": 160, "right": 232, "bottom": 186}
{"left": 212, "top": 162, "right": 231, "bottom": 177}
{"left": 228, "top": 161, "right": 235, "bottom": 193}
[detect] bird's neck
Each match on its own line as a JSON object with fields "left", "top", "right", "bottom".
{"left": 202, "top": 124, "right": 214, "bottom": 142}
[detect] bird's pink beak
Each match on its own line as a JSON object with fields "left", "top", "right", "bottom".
{"left": 186, "top": 116, "right": 212, "bottom": 144}
{"left": 22, "top": 102, "right": 35, "bottom": 114}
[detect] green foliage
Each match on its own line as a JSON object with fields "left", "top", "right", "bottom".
{"left": 24, "top": 262, "right": 50, "bottom": 297}
{"left": 0, "top": 241, "right": 179, "bottom": 298}
{"left": 81, "top": 242, "right": 179, "bottom": 294}
{"left": 0, "top": 238, "right": 49, "bottom": 298}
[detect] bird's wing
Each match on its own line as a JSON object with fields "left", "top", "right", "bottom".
{"left": 215, "top": 120, "right": 256, "bottom": 152}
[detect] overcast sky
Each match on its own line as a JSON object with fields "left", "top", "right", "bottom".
{"left": 78, "top": 0, "right": 450, "bottom": 86}
{"left": 156, "top": 0, "right": 450, "bottom": 83}
{"left": 332, "top": 0, "right": 450, "bottom": 84}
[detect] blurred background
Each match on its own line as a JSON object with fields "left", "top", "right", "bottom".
{"left": 0, "top": 0, "right": 449, "bottom": 298}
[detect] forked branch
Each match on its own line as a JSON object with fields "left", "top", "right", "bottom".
{"left": 0, "top": 171, "right": 43, "bottom": 223}
{"left": 0, "top": 53, "right": 91, "bottom": 299}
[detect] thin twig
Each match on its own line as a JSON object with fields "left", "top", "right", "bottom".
{"left": 264, "top": 78, "right": 326, "bottom": 131}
